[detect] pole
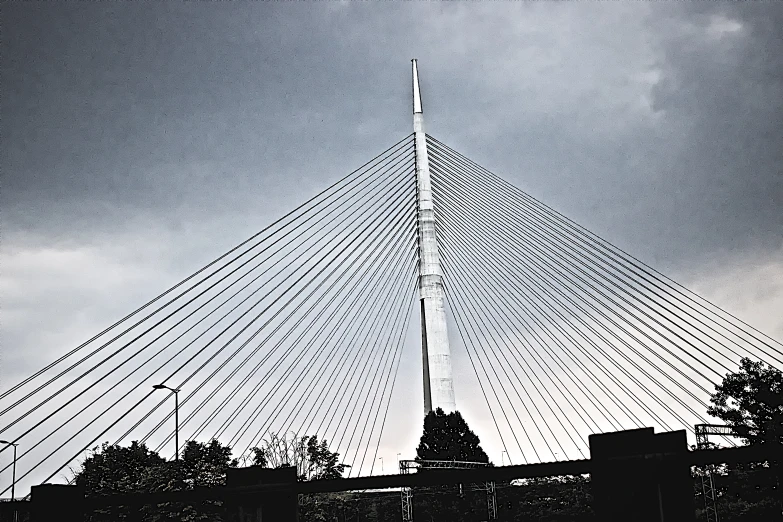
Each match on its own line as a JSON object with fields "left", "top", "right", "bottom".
{"left": 412, "top": 58, "right": 456, "bottom": 415}
{"left": 175, "top": 391, "right": 179, "bottom": 461}
{"left": 0, "top": 441, "right": 17, "bottom": 501}
{"left": 152, "top": 385, "right": 180, "bottom": 461}
{"left": 11, "top": 444, "right": 16, "bottom": 501}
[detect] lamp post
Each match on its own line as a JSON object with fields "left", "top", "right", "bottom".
{"left": 0, "top": 440, "right": 17, "bottom": 500}
{"left": 378, "top": 457, "right": 383, "bottom": 474}
{"left": 501, "top": 450, "right": 507, "bottom": 466}
{"left": 152, "top": 384, "right": 180, "bottom": 461}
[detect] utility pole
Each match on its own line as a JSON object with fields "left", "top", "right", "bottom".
{"left": 0, "top": 440, "right": 17, "bottom": 502}
{"left": 152, "top": 384, "right": 181, "bottom": 460}
{"left": 412, "top": 59, "right": 456, "bottom": 415}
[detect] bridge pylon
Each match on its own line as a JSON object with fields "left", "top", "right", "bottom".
{"left": 412, "top": 59, "right": 456, "bottom": 416}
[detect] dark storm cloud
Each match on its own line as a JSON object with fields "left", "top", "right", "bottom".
{"left": 640, "top": 4, "right": 783, "bottom": 271}
{"left": 4, "top": 2, "right": 780, "bottom": 273}
{"left": 4, "top": 3, "right": 781, "bottom": 270}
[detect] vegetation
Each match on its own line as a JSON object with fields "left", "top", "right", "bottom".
{"left": 54, "top": 359, "right": 780, "bottom": 521}
{"left": 695, "top": 358, "right": 782, "bottom": 522}
{"left": 707, "top": 357, "right": 783, "bottom": 446}
{"left": 73, "top": 434, "right": 346, "bottom": 522}
{"left": 249, "top": 433, "right": 349, "bottom": 521}
{"left": 250, "top": 433, "right": 348, "bottom": 480}
{"left": 75, "top": 439, "right": 237, "bottom": 522}
{"left": 416, "top": 408, "right": 489, "bottom": 464}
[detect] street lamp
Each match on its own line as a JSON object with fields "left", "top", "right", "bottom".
{"left": 0, "top": 440, "right": 17, "bottom": 500}
{"left": 501, "top": 450, "right": 507, "bottom": 466}
{"left": 152, "top": 384, "right": 180, "bottom": 461}
{"left": 378, "top": 457, "right": 383, "bottom": 474}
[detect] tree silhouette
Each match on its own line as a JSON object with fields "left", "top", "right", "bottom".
{"left": 708, "top": 357, "right": 783, "bottom": 446}
{"left": 74, "top": 439, "right": 238, "bottom": 522}
{"left": 249, "top": 433, "right": 347, "bottom": 481}
{"left": 703, "top": 358, "right": 783, "bottom": 522}
{"left": 76, "top": 441, "right": 165, "bottom": 497}
{"left": 416, "top": 408, "right": 489, "bottom": 463}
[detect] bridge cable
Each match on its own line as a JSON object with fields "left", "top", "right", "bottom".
{"left": 234, "top": 213, "right": 418, "bottom": 454}
{"left": 441, "top": 255, "right": 577, "bottom": 460}
{"left": 129, "top": 184, "right": 417, "bottom": 453}
{"left": 146, "top": 173, "right": 418, "bottom": 450}
{"left": 227, "top": 249, "right": 416, "bottom": 454}
{"left": 3, "top": 145, "right": 416, "bottom": 491}
{"left": 440, "top": 232, "right": 607, "bottom": 445}
{"left": 0, "top": 141, "right": 414, "bottom": 435}
{"left": 0, "top": 152, "right": 415, "bottom": 461}
{"left": 234, "top": 223, "right": 422, "bottom": 450}
{"left": 333, "top": 268, "right": 417, "bottom": 462}
{"left": 431, "top": 171, "right": 683, "bottom": 431}
{"left": 154, "top": 212, "right": 418, "bottom": 453}
{"left": 232, "top": 249, "right": 418, "bottom": 456}
{"left": 278, "top": 245, "right": 419, "bottom": 445}
{"left": 0, "top": 157, "right": 413, "bottom": 479}
{"left": 0, "top": 136, "right": 414, "bottom": 407}
{"left": 432, "top": 200, "right": 653, "bottom": 432}
{"left": 445, "top": 278, "right": 518, "bottom": 462}
{"left": 432, "top": 151, "right": 720, "bottom": 418}
{"left": 427, "top": 135, "right": 783, "bottom": 366}
{"left": 367, "top": 285, "right": 417, "bottom": 476}
{"left": 428, "top": 140, "right": 738, "bottom": 379}
{"left": 427, "top": 149, "right": 728, "bottom": 391}
{"left": 436, "top": 209, "right": 618, "bottom": 437}
{"left": 345, "top": 270, "right": 419, "bottom": 476}
{"left": 192, "top": 217, "right": 418, "bottom": 446}
{"left": 426, "top": 137, "right": 752, "bottom": 442}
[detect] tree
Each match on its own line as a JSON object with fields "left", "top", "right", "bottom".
{"left": 250, "top": 433, "right": 347, "bottom": 522}
{"left": 703, "top": 358, "right": 783, "bottom": 522}
{"left": 180, "top": 439, "right": 239, "bottom": 488}
{"left": 76, "top": 441, "right": 167, "bottom": 521}
{"left": 74, "top": 439, "right": 238, "bottom": 522}
{"left": 416, "top": 408, "right": 489, "bottom": 463}
{"left": 707, "top": 357, "right": 783, "bottom": 446}
{"left": 249, "top": 432, "right": 348, "bottom": 481}
{"left": 76, "top": 441, "right": 165, "bottom": 497}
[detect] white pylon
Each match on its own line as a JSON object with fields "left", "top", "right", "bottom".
{"left": 412, "top": 59, "right": 456, "bottom": 415}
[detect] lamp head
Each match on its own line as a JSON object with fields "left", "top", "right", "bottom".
{"left": 152, "top": 384, "right": 167, "bottom": 390}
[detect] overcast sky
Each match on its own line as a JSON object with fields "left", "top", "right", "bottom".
{"left": 2, "top": 1, "right": 782, "bottom": 490}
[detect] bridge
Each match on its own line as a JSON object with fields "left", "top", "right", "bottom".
{"left": 1, "top": 60, "right": 781, "bottom": 505}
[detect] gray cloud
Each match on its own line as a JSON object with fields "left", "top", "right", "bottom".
{"left": 5, "top": 3, "right": 780, "bottom": 270}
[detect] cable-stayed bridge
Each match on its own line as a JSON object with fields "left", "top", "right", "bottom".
{"left": 1, "top": 60, "right": 781, "bottom": 498}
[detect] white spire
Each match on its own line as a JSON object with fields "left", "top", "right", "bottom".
{"left": 412, "top": 59, "right": 456, "bottom": 415}
{"left": 412, "top": 59, "right": 423, "bottom": 114}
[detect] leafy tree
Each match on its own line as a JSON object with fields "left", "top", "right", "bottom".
{"left": 250, "top": 433, "right": 347, "bottom": 522}
{"left": 250, "top": 432, "right": 348, "bottom": 481}
{"left": 74, "top": 439, "right": 238, "bottom": 522}
{"left": 76, "top": 441, "right": 165, "bottom": 497}
{"left": 416, "top": 408, "right": 489, "bottom": 463}
{"left": 180, "top": 439, "right": 239, "bottom": 488}
{"left": 707, "top": 357, "right": 783, "bottom": 446}
{"left": 701, "top": 358, "right": 783, "bottom": 522}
